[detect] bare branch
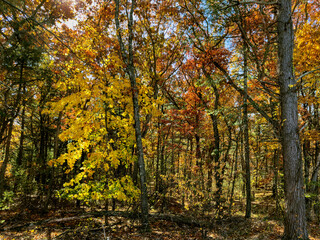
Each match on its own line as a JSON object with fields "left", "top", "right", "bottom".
{"left": 212, "top": 61, "right": 280, "bottom": 131}
{"left": 239, "top": 0, "right": 278, "bottom": 5}
{"left": 296, "top": 68, "right": 320, "bottom": 82}
{"left": 222, "top": 0, "right": 277, "bottom": 10}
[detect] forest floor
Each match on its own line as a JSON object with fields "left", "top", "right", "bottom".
{"left": 0, "top": 192, "right": 319, "bottom": 240}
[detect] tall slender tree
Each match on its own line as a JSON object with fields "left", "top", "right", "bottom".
{"left": 114, "top": 0, "right": 149, "bottom": 229}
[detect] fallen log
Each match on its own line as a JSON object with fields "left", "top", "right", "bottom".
{"left": 0, "top": 210, "right": 207, "bottom": 232}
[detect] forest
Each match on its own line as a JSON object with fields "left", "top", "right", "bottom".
{"left": 0, "top": 0, "right": 320, "bottom": 239}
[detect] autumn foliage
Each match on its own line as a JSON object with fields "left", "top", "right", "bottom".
{"left": 0, "top": 0, "right": 320, "bottom": 239}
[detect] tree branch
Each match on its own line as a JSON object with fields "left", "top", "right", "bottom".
{"left": 212, "top": 61, "right": 280, "bottom": 131}
{"left": 296, "top": 68, "right": 320, "bottom": 82}
{"left": 238, "top": 0, "right": 278, "bottom": 5}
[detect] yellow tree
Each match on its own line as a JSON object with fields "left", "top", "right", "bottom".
{"left": 47, "top": 19, "right": 142, "bottom": 204}
{"left": 47, "top": 0, "right": 164, "bottom": 225}
{"left": 294, "top": 0, "right": 320, "bottom": 221}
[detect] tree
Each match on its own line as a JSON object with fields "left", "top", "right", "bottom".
{"left": 0, "top": 0, "right": 74, "bottom": 200}
{"left": 294, "top": 0, "right": 320, "bottom": 221}
{"left": 0, "top": 1, "right": 318, "bottom": 238}
{"left": 278, "top": 0, "right": 308, "bottom": 238}
{"left": 202, "top": 0, "right": 309, "bottom": 236}
{"left": 114, "top": 0, "right": 149, "bottom": 229}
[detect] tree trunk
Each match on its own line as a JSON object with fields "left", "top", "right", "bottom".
{"left": 228, "top": 131, "right": 240, "bottom": 214}
{"left": 0, "top": 120, "right": 14, "bottom": 199}
{"left": 243, "top": 41, "right": 251, "bottom": 218}
{"left": 171, "top": 129, "right": 175, "bottom": 175}
{"left": 115, "top": 0, "right": 149, "bottom": 229}
{"left": 278, "top": 0, "right": 308, "bottom": 238}
{"left": 16, "top": 100, "right": 26, "bottom": 166}
{"left": 310, "top": 146, "right": 320, "bottom": 220}
{"left": 127, "top": 31, "right": 149, "bottom": 229}
{"left": 303, "top": 139, "right": 312, "bottom": 220}
{"left": 155, "top": 118, "right": 161, "bottom": 193}
{"left": 272, "top": 149, "right": 280, "bottom": 213}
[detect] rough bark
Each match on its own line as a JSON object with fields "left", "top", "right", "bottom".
{"left": 277, "top": 0, "right": 308, "bottom": 238}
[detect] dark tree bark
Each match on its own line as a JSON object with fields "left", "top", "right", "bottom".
{"left": 303, "top": 139, "right": 312, "bottom": 220}
{"left": 277, "top": 0, "right": 308, "bottom": 238}
{"left": 114, "top": 0, "right": 149, "bottom": 229}
{"left": 0, "top": 120, "right": 14, "bottom": 199}
{"left": 155, "top": 117, "right": 161, "bottom": 193}
{"left": 228, "top": 130, "right": 240, "bottom": 214}
{"left": 16, "top": 102, "right": 25, "bottom": 166}
{"left": 243, "top": 41, "right": 251, "bottom": 218}
{"left": 210, "top": 86, "right": 222, "bottom": 213}
{"left": 272, "top": 149, "right": 281, "bottom": 213}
